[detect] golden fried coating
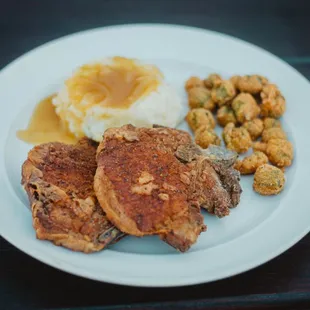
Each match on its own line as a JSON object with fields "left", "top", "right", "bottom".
{"left": 266, "top": 139, "right": 294, "bottom": 167}
{"left": 260, "top": 84, "right": 286, "bottom": 118}
{"left": 232, "top": 93, "right": 260, "bottom": 123}
{"left": 234, "top": 151, "right": 268, "bottom": 175}
{"left": 242, "top": 118, "right": 264, "bottom": 140}
{"left": 217, "top": 105, "right": 237, "bottom": 127}
{"left": 211, "top": 80, "right": 236, "bottom": 107}
{"left": 21, "top": 139, "right": 122, "bottom": 253}
{"left": 263, "top": 117, "right": 282, "bottom": 129}
{"left": 222, "top": 123, "right": 252, "bottom": 154}
{"left": 94, "top": 125, "right": 209, "bottom": 252}
{"left": 186, "top": 108, "right": 216, "bottom": 132}
{"left": 261, "top": 127, "right": 287, "bottom": 143}
{"left": 230, "top": 75, "right": 241, "bottom": 88}
{"left": 204, "top": 73, "right": 222, "bottom": 89}
{"left": 253, "top": 141, "right": 267, "bottom": 153}
{"left": 185, "top": 76, "right": 204, "bottom": 91}
{"left": 195, "top": 126, "right": 221, "bottom": 149}
{"left": 236, "top": 75, "right": 268, "bottom": 94}
{"left": 188, "top": 87, "right": 216, "bottom": 111}
{"left": 253, "top": 164, "right": 285, "bottom": 195}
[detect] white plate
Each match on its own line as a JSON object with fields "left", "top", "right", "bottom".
{"left": 1, "top": 24, "right": 310, "bottom": 287}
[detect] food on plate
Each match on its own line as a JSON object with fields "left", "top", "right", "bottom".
{"left": 94, "top": 125, "right": 242, "bottom": 251}
{"left": 253, "top": 141, "right": 267, "bottom": 153}
{"left": 217, "top": 105, "right": 237, "bottom": 127}
{"left": 17, "top": 95, "right": 78, "bottom": 145}
{"left": 229, "top": 75, "right": 241, "bottom": 88}
{"left": 53, "top": 57, "right": 182, "bottom": 142}
{"left": 242, "top": 118, "right": 264, "bottom": 140}
{"left": 170, "top": 143, "right": 242, "bottom": 210}
{"left": 234, "top": 151, "right": 268, "bottom": 175}
{"left": 253, "top": 164, "right": 285, "bottom": 195}
{"left": 94, "top": 124, "right": 205, "bottom": 252}
{"left": 223, "top": 123, "right": 252, "bottom": 154}
{"left": 19, "top": 60, "right": 295, "bottom": 254}
{"left": 21, "top": 138, "right": 123, "bottom": 253}
{"left": 234, "top": 75, "right": 268, "bottom": 94}
{"left": 260, "top": 84, "right": 286, "bottom": 118}
{"left": 186, "top": 108, "right": 216, "bottom": 131}
{"left": 195, "top": 126, "right": 221, "bottom": 148}
{"left": 185, "top": 76, "right": 204, "bottom": 91}
{"left": 175, "top": 144, "right": 241, "bottom": 209}
{"left": 188, "top": 87, "right": 216, "bottom": 111}
{"left": 202, "top": 145, "right": 238, "bottom": 169}
{"left": 184, "top": 71, "right": 292, "bottom": 197}
{"left": 232, "top": 93, "right": 260, "bottom": 123}
{"left": 266, "top": 139, "right": 294, "bottom": 167}
{"left": 211, "top": 80, "right": 236, "bottom": 106}
{"left": 261, "top": 127, "right": 287, "bottom": 142}
{"left": 263, "top": 117, "right": 282, "bottom": 129}
{"left": 204, "top": 73, "right": 222, "bottom": 89}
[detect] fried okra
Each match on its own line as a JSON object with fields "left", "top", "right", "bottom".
{"left": 242, "top": 118, "right": 264, "bottom": 140}
{"left": 260, "top": 84, "right": 286, "bottom": 118}
{"left": 188, "top": 87, "right": 216, "bottom": 111}
{"left": 266, "top": 139, "right": 294, "bottom": 168}
{"left": 230, "top": 75, "right": 241, "bottom": 88}
{"left": 263, "top": 117, "right": 282, "bottom": 129}
{"left": 223, "top": 123, "right": 252, "bottom": 154}
{"left": 185, "top": 76, "right": 204, "bottom": 91}
{"left": 211, "top": 80, "right": 236, "bottom": 107}
{"left": 204, "top": 73, "right": 222, "bottom": 89}
{"left": 232, "top": 93, "right": 260, "bottom": 124}
{"left": 253, "top": 164, "right": 285, "bottom": 195}
{"left": 195, "top": 126, "right": 221, "bottom": 149}
{"left": 186, "top": 108, "right": 216, "bottom": 132}
{"left": 234, "top": 151, "right": 268, "bottom": 175}
{"left": 236, "top": 75, "right": 268, "bottom": 94}
{"left": 217, "top": 105, "right": 237, "bottom": 127}
{"left": 261, "top": 127, "right": 287, "bottom": 143}
{"left": 253, "top": 141, "right": 267, "bottom": 153}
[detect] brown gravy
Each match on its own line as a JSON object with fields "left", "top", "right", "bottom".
{"left": 66, "top": 57, "right": 161, "bottom": 109}
{"left": 17, "top": 95, "right": 78, "bottom": 145}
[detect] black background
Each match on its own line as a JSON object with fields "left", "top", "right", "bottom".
{"left": 1, "top": 1, "right": 310, "bottom": 309}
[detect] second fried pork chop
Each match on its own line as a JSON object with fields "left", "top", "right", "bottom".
{"left": 95, "top": 125, "right": 242, "bottom": 252}
{"left": 22, "top": 138, "right": 123, "bottom": 253}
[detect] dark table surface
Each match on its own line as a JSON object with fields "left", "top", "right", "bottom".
{"left": 1, "top": 1, "right": 310, "bottom": 309}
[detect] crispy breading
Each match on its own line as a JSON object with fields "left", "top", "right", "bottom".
{"left": 253, "top": 164, "right": 285, "bottom": 195}
{"left": 22, "top": 138, "right": 123, "bottom": 253}
{"left": 261, "top": 127, "right": 287, "bottom": 142}
{"left": 211, "top": 80, "right": 236, "bottom": 107}
{"left": 217, "top": 105, "right": 237, "bottom": 127}
{"left": 236, "top": 75, "right": 268, "bottom": 94}
{"left": 223, "top": 123, "right": 252, "bottom": 154}
{"left": 232, "top": 93, "right": 260, "bottom": 124}
{"left": 185, "top": 76, "right": 204, "bottom": 91}
{"left": 234, "top": 151, "right": 268, "bottom": 175}
{"left": 242, "top": 118, "right": 264, "bottom": 140}
{"left": 186, "top": 108, "right": 216, "bottom": 132}
{"left": 260, "top": 84, "right": 286, "bottom": 118}
{"left": 188, "top": 87, "right": 216, "bottom": 111}
{"left": 95, "top": 125, "right": 205, "bottom": 252}
{"left": 95, "top": 125, "right": 242, "bottom": 251}
{"left": 195, "top": 126, "right": 221, "bottom": 149}
{"left": 266, "top": 139, "right": 294, "bottom": 167}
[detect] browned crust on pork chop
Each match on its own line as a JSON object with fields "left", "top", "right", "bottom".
{"left": 22, "top": 138, "right": 122, "bottom": 253}
{"left": 94, "top": 125, "right": 207, "bottom": 252}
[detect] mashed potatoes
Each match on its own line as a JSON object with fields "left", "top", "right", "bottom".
{"left": 53, "top": 57, "right": 182, "bottom": 142}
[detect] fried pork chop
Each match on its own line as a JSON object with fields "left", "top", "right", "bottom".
{"left": 22, "top": 138, "right": 123, "bottom": 253}
{"left": 94, "top": 125, "right": 242, "bottom": 252}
